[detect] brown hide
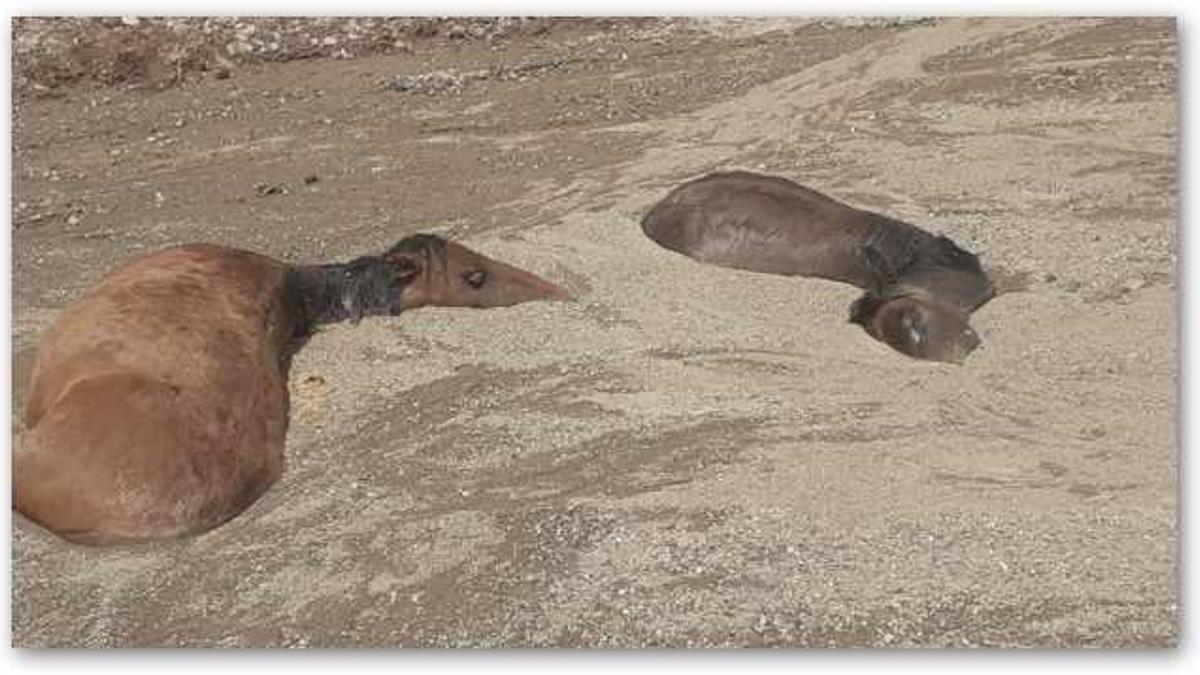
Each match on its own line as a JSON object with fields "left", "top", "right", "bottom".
{"left": 14, "top": 235, "right": 568, "bottom": 545}
{"left": 389, "top": 236, "right": 572, "bottom": 309}
{"left": 16, "top": 245, "right": 295, "bottom": 544}
{"left": 641, "top": 171, "right": 993, "bottom": 363}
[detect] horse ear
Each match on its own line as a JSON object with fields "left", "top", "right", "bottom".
{"left": 855, "top": 242, "right": 897, "bottom": 297}
{"left": 385, "top": 251, "right": 424, "bottom": 284}
{"left": 848, "top": 294, "right": 878, "bottom": 326}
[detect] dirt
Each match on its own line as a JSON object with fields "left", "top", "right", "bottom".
{"left": 9, "top": 17, "right": 1178, "bottom": 647}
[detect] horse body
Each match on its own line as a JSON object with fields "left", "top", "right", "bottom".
{"left": 15, "top": 236, "right": 569, "bottom": 545}
{"left": 642, "top": 171, "right": 993, "bottom": 363}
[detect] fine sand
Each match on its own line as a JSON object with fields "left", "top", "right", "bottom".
{"left": 11, "top": 17, "right": 1177, "bottom": 646}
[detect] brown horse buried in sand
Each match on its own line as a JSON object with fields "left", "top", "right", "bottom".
{"left": 642, "top": 171, "right": 995, "bottom": 364}
{"left": 14, "top": 234, "right": 569, "bottom": 546}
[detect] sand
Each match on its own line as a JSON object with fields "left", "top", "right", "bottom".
{"left": 10, "top": 17, "right": 1177, "bottom": 646}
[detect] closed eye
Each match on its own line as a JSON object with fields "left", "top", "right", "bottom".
{"left": 463, "top": 269, "right": 487, "bottom": 288}
{"left": 900, "top": 313, "right": 926, "bottom": 348}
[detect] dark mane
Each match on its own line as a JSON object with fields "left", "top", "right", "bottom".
{"left": 862, "top": 215, "right": 984, "bottom": 278}
{"left": 902, "top": 234, "right": 984, "bottom": 277}
{"left": 387, "top": 233, "right": 448, "bottom": 259}
{"left": 858, "top": 214, "right": 991, "bottom": 311}
{"left": 287, "top": 239, "right": 423, "bottom": 330}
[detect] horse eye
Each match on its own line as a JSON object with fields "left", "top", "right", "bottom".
{"left": 463, "top": 270, "right": 487, "bottom": 288}
{"left": 901, "top": 313, "right": 925, "bottom": 347}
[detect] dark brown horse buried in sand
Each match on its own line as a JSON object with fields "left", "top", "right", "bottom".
{"left": 641, "top": 171, "right": 994, "bottom": 364}
{"left": 14, "top": 234, "right": 570, "bottom": 546}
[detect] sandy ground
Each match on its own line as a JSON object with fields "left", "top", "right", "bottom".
{"left": 10, "top": 17, "right": 1177, "bottom": 647}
